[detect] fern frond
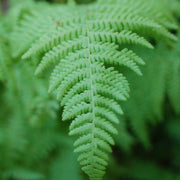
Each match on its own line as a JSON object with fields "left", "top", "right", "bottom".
{"left": 15, "top": 1, "right": 177, "bottom": 179}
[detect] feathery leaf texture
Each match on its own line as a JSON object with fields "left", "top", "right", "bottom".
{"left": 14, "top": 0, "right": 177, "bottom": 179}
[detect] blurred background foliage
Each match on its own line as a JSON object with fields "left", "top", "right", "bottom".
{"left": 0, "top": 0, "right": 180, "bottom": 179}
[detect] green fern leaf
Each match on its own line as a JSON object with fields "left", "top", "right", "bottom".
{"left": 18, "top": 1, "right": 177, "bottom": 179}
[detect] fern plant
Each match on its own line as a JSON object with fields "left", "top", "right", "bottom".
{"left": 11, "top": 0, "right": 177, "bottom": 179}
{"left": 0, "top": 0, "right": 178, "bottom": 179}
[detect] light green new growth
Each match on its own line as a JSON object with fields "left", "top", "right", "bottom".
{"left": 6, "top": 0, "right": 177, "bottom": 179}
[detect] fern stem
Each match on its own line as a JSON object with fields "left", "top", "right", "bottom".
{"left": 85, "top": 6, "right": 96, "bottom": 174}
